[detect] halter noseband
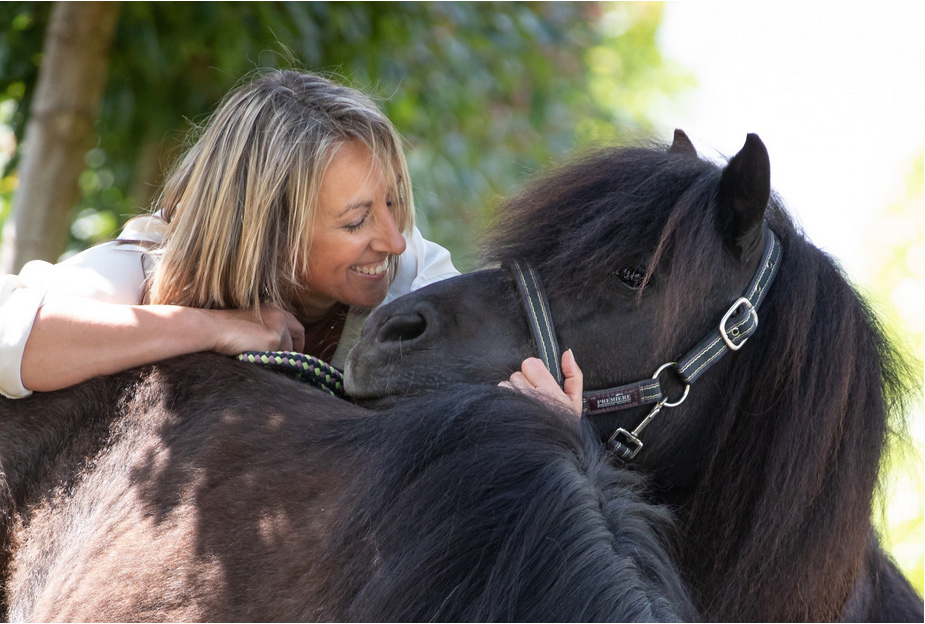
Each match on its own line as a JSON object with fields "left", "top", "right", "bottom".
{"left": 503, "top": 224, "right": 782, "bottom": 460}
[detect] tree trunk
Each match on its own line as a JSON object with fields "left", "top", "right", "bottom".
{"left": 0, "top": 1, "right": 120, "bottom": 274}
{"left": 129, "top": 131, "right": 175, "bottom": 213}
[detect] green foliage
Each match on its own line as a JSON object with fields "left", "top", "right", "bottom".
{"left": 0, "top": 1, "right": 49, "bottom": 177}
{"left": 0, "top": 1, "right": 687, "bottom": 267}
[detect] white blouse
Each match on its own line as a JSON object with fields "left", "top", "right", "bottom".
{"left": 0, "top": 216, "right": 458, "bottom": 398}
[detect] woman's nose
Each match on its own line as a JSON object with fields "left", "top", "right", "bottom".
{"left": 372, "top": 204, "right": 407, "bottom": 256}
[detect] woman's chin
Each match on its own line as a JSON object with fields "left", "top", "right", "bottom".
{"left": 338, "top": 282, "right": 391, "bottom": 310}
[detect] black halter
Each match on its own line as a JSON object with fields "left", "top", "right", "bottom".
{"left": 503, "top": 224, "right": 782, "bottom": 460}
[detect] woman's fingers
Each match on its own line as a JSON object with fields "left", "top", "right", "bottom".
{"left": 561, "top": 349, "right": 584, "bottom": 415}
{"left": 518, "top": 357, "right": 559, "bottom": 391}
{"left": 500, "top": 351, "right": 583, "bottom": 418}
{"left": 275, "top": 307, "right": 305, "bottom": 352}
{"left": 206, "top": 304, "right": 305, "bottom": 355}
{"left": 278, "top": 328, "right": 294, "bottom": 352}
{"left": 259, "top": 304, "right": 305, "bottom": 353}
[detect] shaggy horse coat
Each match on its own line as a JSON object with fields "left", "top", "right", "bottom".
{"left": 0, "top": 355, "right": 695, "bottom": 622}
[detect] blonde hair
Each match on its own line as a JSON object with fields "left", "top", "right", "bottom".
{"left": 143, "top": 69, "right": 413, "bottom": 315}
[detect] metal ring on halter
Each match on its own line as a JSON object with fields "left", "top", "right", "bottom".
{"left": 652, "top": 362, "right": 690, "bottom": 408}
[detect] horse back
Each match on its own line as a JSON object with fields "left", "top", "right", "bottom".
{"left": 5, "top": 354, "right": 368, "bottom": 621}
{"left": 3, "top": 354, "right": 695, "bottom": 622}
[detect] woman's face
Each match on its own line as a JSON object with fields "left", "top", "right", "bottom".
{"left": 299, "top": 140, "right": 407, "bottom": 320}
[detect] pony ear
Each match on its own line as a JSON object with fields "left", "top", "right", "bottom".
{"left": 717, "top": 133, "right": 770, "bottom": 255}
{"left": 668, "top": 129, "right": 697, "bottom": 157}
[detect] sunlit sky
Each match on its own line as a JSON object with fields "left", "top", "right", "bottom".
{"left": 655, "top": 1, "right": 923, "bottom": 284}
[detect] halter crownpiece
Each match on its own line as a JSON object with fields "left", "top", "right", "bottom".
{"left": 505, "top": 223, "right": 782, "bottom": 460}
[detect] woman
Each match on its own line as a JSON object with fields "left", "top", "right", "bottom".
{"left": 0, "top": 69, "right": 581, "bottom": 412}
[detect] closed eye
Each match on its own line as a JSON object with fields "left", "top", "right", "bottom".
{"left": 344, "top": 207, "right": 372, "bottom": 232}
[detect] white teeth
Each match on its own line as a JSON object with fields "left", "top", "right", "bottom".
{"left": 352, "top": 259, "right": 388, "bottom": 275}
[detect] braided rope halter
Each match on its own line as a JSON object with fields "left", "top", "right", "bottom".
{"left": 237, "top": 351, "right": 346, "bottom": 399}
{"left": 504, "top": 224, "right": 782, "bottom": 460}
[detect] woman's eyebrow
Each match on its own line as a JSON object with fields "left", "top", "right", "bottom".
{"left": 339, "top": 200, "right": 373, "bottom": 217}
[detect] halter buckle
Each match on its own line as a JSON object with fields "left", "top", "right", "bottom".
{"left": 720, "top": 297, "right": 757, "bottom": 351}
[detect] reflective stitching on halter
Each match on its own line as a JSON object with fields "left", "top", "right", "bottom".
{"left": 680, "top": 304, "right": 757, "bottom": 381}
{"left": 726, "top": 311, "right": 756, "bottom": 340}
{"left": 679, "top": 237, "right": 778, "bottom": 383}
{"left": 513, "top": 263, "right": 553, "bottom": 369}
{"left": 679, "top": 335, "right": 719, "bottom": 377}
{"left": 641, "top": 382, "right": 662, "bottom": 401}
{"left": 526, "top": 262, "right": 561, "bottom": 379}
{"left": 579, "top": 227, "right": 781, "bottom": 459}
{"left": 506, "top": 228, "right": 780, "bottom": 458}
{"left": 683, "top": 336, "right": 725, "bottom": 380}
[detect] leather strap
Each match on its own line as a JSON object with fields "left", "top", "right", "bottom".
{"left": 504, "top": 259, "right": 564, "bottom": 385}
{"left": 584, "top": 226, "right": 781, "bottom": 417}
{"left": 677, "top": 229, "right": 781, "bottom": 384}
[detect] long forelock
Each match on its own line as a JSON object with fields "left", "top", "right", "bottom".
{"left": 482, "top": 145, "right": 725, "bottom": 341}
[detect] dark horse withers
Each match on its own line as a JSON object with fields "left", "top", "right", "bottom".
{"left": 347, "top": 131, "right": 924, "bottom": 622}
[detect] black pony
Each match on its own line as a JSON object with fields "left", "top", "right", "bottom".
{"left": 347, "top": 132, "right": 923, "bottom": 621}
{"left": 0, "top": 354, "right": 694, "bottom": 621}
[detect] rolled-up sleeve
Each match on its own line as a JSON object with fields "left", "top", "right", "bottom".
{"left": 0, "top": 273, "right": 47, "bottom": 398}
{"left": 0, "top": 242, "right": 149, "bottom": 398}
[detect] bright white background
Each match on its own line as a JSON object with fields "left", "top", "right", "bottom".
{"left": 657, "top": 1, "right": 923, "bottom": 282}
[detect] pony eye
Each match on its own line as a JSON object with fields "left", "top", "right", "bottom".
{"left": 616, "top": 267, "right": 647, "bottom": 290}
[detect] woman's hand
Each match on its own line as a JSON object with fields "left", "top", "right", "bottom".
{"left": 500, "top": 349, "right": 583, "bottom": 417}
{"left": 206, "top": 304, "right": 306, "bottom": 355}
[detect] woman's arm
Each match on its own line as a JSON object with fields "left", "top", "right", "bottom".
{"left": 20, "top": 297, "right": 304, "bottom": 393}
{"left": 4, "top": 236, "right": 296, "bottom": 397}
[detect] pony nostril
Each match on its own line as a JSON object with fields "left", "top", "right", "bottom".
{"left": 377, "top": 313, "right": 429, "bottom": 344}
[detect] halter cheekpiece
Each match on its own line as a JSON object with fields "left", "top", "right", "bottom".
{"left": 503, "top": 224, "right": 782, "bottom": 460}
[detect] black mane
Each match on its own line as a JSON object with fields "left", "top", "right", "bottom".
{"left": 321, "top": 384, "right": 695, "bottom": 621}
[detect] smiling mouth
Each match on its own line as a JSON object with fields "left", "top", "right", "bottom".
{"left": 350, "top": 258, "right": 389, "bottom": 276}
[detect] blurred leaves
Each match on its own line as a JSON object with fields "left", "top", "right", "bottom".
{"left": 0, "top": 2, "right": 688, "bottom": 267}
{"left": 863, "top": 151, "right": 924, "bottom": 594}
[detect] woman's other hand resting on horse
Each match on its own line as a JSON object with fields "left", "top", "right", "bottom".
{"left": 500, "top": 350, "right": 583, "bottom": 417}
{"left": 20, "top": 302, "right": 305, "bottom": 392}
